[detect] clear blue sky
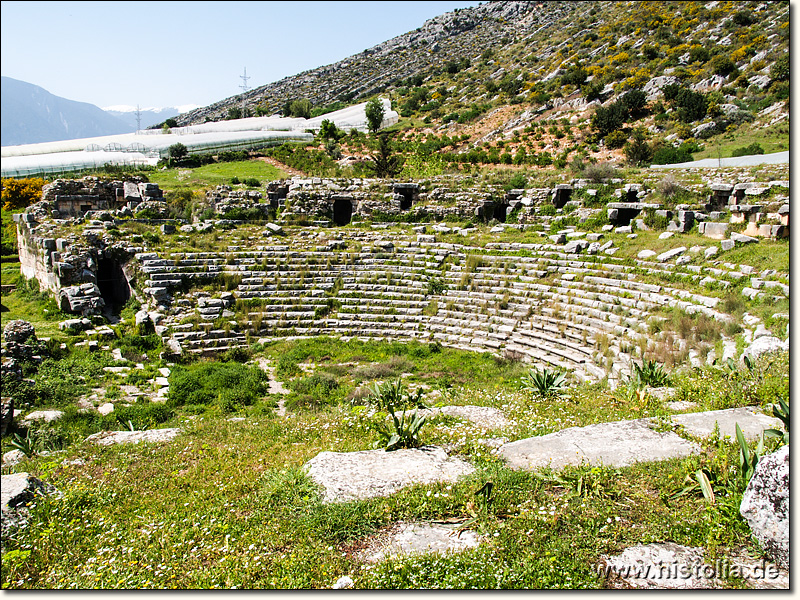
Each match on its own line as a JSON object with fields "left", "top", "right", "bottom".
{"left": 1, "top": 1, "right": 480, "bottom": 112}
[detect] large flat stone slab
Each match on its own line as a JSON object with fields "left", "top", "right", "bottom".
{"left": 398, "top": 405, "right": 513, "bottom": 430}
{"left": 84, "top": 428, "right": 181, "bottom": 446}
{"left": 303, "top": 445, "right": 475, "bottom": 503}
{"left": 360, "top": 522, "right": 482, "bottom": 563}
{"left": 599, "top": 543, "right": 788, "bottom": 589}
{"left": 498, "top": 419, "right": 699, "bottom": 470}
{"left": 599, "top": 543, "right": 722, "bottom": 589}
{"left": 669, "top": 407, "right": 782, "bottom": 441}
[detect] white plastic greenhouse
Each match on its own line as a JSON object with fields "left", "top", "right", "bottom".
{"left": 1, "top": 99, "right": 398, "bottom": 178}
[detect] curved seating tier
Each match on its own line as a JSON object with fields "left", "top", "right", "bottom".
{"left": 136, "top": 232, "right": 767, "bottom": 382}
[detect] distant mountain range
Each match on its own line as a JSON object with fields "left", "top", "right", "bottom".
{"left": 103, "top": 105, "right": 196, "bottom": 133}
{"left": 0, "top": 76, "right": 191, "bottom": 146}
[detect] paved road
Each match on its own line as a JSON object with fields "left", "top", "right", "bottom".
{"left": 650, "top": 150, "right": 789, "bottom": 169}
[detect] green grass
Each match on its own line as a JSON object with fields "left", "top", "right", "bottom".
{"left": 0, "top": 260, "right": 68, "bottom": 339}
{"left": 147, "top": 160, "right": 288, "bottom": 194}
{"left": 1, "top": 349, "right": 786, "bottom": 588}
{"left": 692, "top": 123, "right": 790, "bottom": 161}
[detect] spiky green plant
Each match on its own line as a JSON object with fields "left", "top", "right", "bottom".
{"left": 631, "top": 359, "right": 670, "bottom": 387}
{"left": 520, "top": 367, "right": 568, "bottom": 399}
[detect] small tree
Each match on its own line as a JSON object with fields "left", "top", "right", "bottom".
{"left": 319, "top": 119, "right": 344, "bottom": 141}
{"left": 367, "top": 133, "right": 404, "bottom": 178}
{"left": 624, "top": 129, "right": 653, "bottom": 166}
{"left": 168, "top": 143, "right": 188, "bottom": 161}
{"left": 288, "top": 99, "right": 312, "bottom": 119}
{"left": 365, "top": 98, "right": 385, "bottom": 134}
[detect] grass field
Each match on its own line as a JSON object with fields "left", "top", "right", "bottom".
{"left": 691, "top": 122, "right": 789, "bottom": 161}
{"left": 0, "top": 334, "right": 788, "bottom": 589}
{"left": 146, "top": 160, "right": 288, "bottom": 194}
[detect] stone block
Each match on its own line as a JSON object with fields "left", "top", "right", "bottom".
{"left": 701, "top": 222, "right": 729, "bottom": 240}
{"left": 720, "top": 239, "right": 735, "bottom": 251}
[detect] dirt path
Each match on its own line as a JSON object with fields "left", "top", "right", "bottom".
{"left": 256, "top": 156, "right": 307, "bottom": 178}
{"left": 257, "top": 357, "right": 290, "bottom": 416}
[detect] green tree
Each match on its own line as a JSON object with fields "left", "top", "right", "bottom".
{"left": 227, "top": 107, "right": 243, "bottom": 120}
{"left": 624, "top": 128, "right": 653, "bottom": 166}
{"left": 367, "top": 133, "right": 404, "bottom": 178}
{"left": 319, "top": 119, "right": 344, "bottom": 141}
{"left": 285, "top": 99, "right": 312, "bottom": 118}
{"left": 365, "top": 98, "right": 385, "bottom": 134}
{"left": 621, "top": 89, "right": 648, "bottom": 118}
{"left": 168, "top": 143, "right": 188, "bottom": 160}
{"left": 592, "top": 101, "right": 627, "bottom": 137}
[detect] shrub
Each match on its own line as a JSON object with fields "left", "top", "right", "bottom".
{"left": 168, "top": 361, "right": 268, "bottom": 409}
{"left": 2, "top": 177, "right": 45, "bottom": 211}
{"left": 604, "top": 130, "right": 627, "bottom": 149}
{"left": 364, "top": 380, "right": 427, "bottom": 451}
{"left": 630, "top": 359, "right": 670, "bottom": 387}
{"left": 770, "top": 55, "right": 789, "bottom": 83}
{"left": 624, "top": 129, "right": 653, "bottom": 166}
{"left": 591, "top": 101, "right": 627, "bottom": 137}
{"left": 731, "top": 143, "right": 764, "bottom": 157}
{"left": 620, "top": 89, "right": 647, "bottom": 118}
{"left": 582, "top": 162, "right": 618, "bottom": 182}
{"left": 318, "top": 119, "right": 344, "bottom": 141}
{"left": 656, "top": 175, "right": 685, "bottom": 198}
{"left": 651, "top": 145, "right": 693, "bottom": 165}
{"left": 287, "top": 372, "right": 342, "bottom": 409}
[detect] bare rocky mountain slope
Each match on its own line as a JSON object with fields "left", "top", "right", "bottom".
{"left": 176, "top": 1, "right": 580, "bottom": 125}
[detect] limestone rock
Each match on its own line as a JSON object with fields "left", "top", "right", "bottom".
{"left": 20, "top": 410, "right": 64, "bottom": 426}
{"left": 740, "top": 446, "right": 789, "bottom": 569}
{"left": 742, "top": 335, "right": 788, "bottom": 362}
{"left": 85, "top": 428, "right": 181, "bottom": 446}
{"left": 670, "top": 407, "right": 782, "bottom": 441}
{"left": 304, "top": 445, "right": 475, "bottom": 503}
{"left": 600, "top": 543, "right": 721, "bottom": 589}
{"left": 359, "top": 522, "right": 482, "bottom": 563}
{"left": 498, "top": 419, "right": 699, "bottom": 470}
{"left": 1, "top": 472, "right": 59, "bottom": 537}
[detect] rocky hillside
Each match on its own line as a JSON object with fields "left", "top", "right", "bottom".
{"left": 176, "top": 1, "right": 580, "bottom": 124}
{"left": 177, "top": 0, "right": 789, "bottom": 149}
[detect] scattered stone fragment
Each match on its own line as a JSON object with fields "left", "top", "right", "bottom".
{"left": 1, "top": 472, "right": 59, "bottom": 537}
{"left": 669, "top": 407, "right": 782, "bottom": 441}
{"left": 85, "top": 428, "right": 181, "bottom": 446}
{"left": 304, "top": 446, "right": 475, "bottom": 503}
{"left": 498, "top": 419, "right": 699, "bottom": 471}
{"left": 599, "top": 543, "right": 721, "bottom": 589}
{"left": 332, "top": 576, "right": 354, "bottom": 589}
{"left": 360, "top": 522, "right": 482, "bottom": 563}
{"left": 20, "top": 410, "right": 64, "bottom": 425}
{"left": 742, "top": 335, "right": 788, "bottom": 362}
